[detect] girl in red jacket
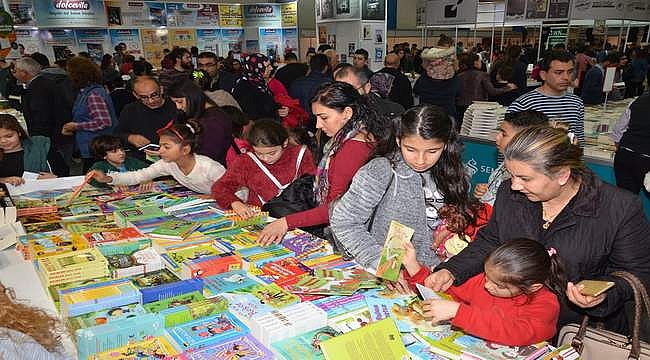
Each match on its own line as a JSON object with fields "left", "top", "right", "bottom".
{"left": 404, "top": 239, "right": 563, "bottom": 346}
{"left": 212, "top": 119, "right": 315, "bottom": 218}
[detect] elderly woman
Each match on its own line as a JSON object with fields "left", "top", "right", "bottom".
{"left": 425, "top": 125, "right": 650, "bottom": 335}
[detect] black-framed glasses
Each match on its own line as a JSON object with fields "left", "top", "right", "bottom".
{"left": 135, "top": 91, "right": 161, "bottom": 102}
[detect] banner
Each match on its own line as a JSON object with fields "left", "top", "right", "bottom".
{"left": 168, "top": 29, "right": 196, "bottom": 49}
{"left": 15, "top": 30, "right": 42, "bottom": 55}
{"left": 219, "top": 4, "right": 244, "bottom": 27}
{"left": 570, "top": 0, "right": 625, "bottom": 20}
{"left": 141, "top": 28, "right": 169, "bottom": 67}
{"left": 109, "top": 29, "right": 142, "bottom": 56}
{"left": 259, "top": 28, "right": 282, "bottom": 61}
{"left": 282, "top": 28, "right": 298, "bottom": 55}
{"left": 281, "top": 2, "right": 297, "bottom": 27}
{"left": 75, "top": 29, "right": 110, "bottom": 63}
{"left": 547, "top": 0, "right": 570, "bottom": 19}
{"left": 6, "top": 0, "right": 36, "bottom": 27}
{"left": 317, "top": 0, "right": 361, "bottom": 20}
{"left": 425, "top": 0, "right": 479, "bottom": 25}
{"left": 105, "top": 1, "right": 166, "bottom": 27}
{"left": 526, "top": 0, "right": 548, "bottom": 19}
{"left": 40, "top": 29, "right": 76, "bottom": 60}
{"left": 34, "top": 0, "right": 108, "bottom": 28}
{"left": 196, "top": 29, "right": 221, "bottom": 54}
{"left": 244, "top": 4, "right": 281, "bottom": 27}
{"left": 221, "top": 28, "right": 243, "bottom": 55}
{"left": 166, "top": 3, "right": 220, "bottom": 27}
{"left": 362, "top": 0, "right": 385, "bottom": 20}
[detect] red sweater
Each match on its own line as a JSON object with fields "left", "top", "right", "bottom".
{"left": 212, "top": 145, "right": 316, "bottom": 208}
{"left": 405, "top": 270, "right": 560, "bottom": 346}
{"left": 285, "top": 138, "right": 373, "bottom": 229}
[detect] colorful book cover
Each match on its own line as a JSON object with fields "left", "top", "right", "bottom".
{"left": 320, "top": 318, "right": 409, "bottom": 360}
{"left": 89, "top": 335, "right": 177, "bottom": 359}
{"left": 60, "top": 278, "right": 141, "bottom": 317}
{"left": 221, "top": 292, "right": 274, "bottom": 324}
{"left": 202, "top": 270, "right": 260, "bottom": 298}
{"left": 271, "top": 326, "right": 341, "bottom": 360}
{"left": 130, "top": 268, "right": 180, "bottom": 289}
{"left": 22, "top": 221, "right": 63, "bottom": 234}
{"left": 144, "top": 291, "right": 206, "bottom": 313}
{"left": 365, "top": 288, "right": 442, "bottom": 333}
{"left": 25, "top": 230, "right": 89, "bottom": 260}
{"left": 217, "top": 232, "right": 259, "bottom": 251}
{"left": 406, "top": 342, "right": 450, "bottom": 360}
{"left": 84, "top": 227, "right": 146, "bottom": 246}
{"left": 311, "top": 293, "right": 368, "bottom": 319}
{"left": 328, "top": 306, "right": 373, "bottom": 334}
{"left": 105, "top": 246, "right": 164, "bottom": 279}
{"left": 237, "top": 283, "right": 299, "bottom": 309}
{"left": 454, "top": 335, "right": 549, "bottom": 360}
{"left": 258, "top": 257, "right": 310, "bottom": 282}
{"left": 149, "top": 218, "right": 201, "bottom": 240}
{"left": 166, "top": 312, "right": 250, "bottom": 351}
{"left": 376, "top": 220, "right": 415, "bottom": 282}
{"left": 63, "top": 218, "right": 119, "bottom": 234}
{"left": 184, "top": 252, "right": 242, "bottom": 279}
{"left": 114, "top": 205, "right": 166, "bottom": 227}
{"left": 67, "top": 202, "right": 103, "bottom": 217}
{"left": 175, "top": 334, "right": 273, "bottom": 360}
{"left": 47, "top": 276, "right": 112, "bottom": 306}
{"left": 138, "top": 278, "right": 204, "bottom": 304}
{"left": 158, "top": 296, "right": 229, "bottom": 328}
{"left": 67, "top": 303, "right": 147, "bottom": 333}
{"left": 17, "top": 212, "right": 62, "bottom": 225}
{"left": 162, "top": 242, "right": 222, "bottom": 272}
{"left": 96, "top": 238, "right": 151, "bottom": 257}
{"left": 282, "top": 231, "right": 329, "bottom": 258}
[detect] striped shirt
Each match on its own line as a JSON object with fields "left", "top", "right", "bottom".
{"left": 507, "top": 88, "right": 585, "bottom": 144}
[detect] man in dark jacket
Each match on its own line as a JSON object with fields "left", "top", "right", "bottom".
{"left": 582, "top": 53, "right": 620, "bottom": 105}
{"left": 274, "top": 52, "right": 308, "bottom": 91}
{"left": 196, "top": 51, "right": 238, "bottom": 93}
{"left": 289, "top": 54, "right": 331, "bottom": 131}
{"left": 335, "top": 65, "right": 405, "bottom": 119}
{"left": 378, "top": 53, "right": 414, "bottom": 109}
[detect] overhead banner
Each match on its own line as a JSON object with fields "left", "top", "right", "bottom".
{"left": 281, "top": 2, "right": 297, "bottom": 27}
{"left": 109, "top": 28, "right": 142, "bottom": 56}
{"left": 166, "top": 3, "right": 220, "bottom": 27}
{"left": 168, "top": 28, "right": 196, "bottom": 50}
{"left": 425, "top": 0, "right": 479, "bottom": 25}
{"left": 7, "top": 0, "right": 36, "bottom": 27}
{"left": 221, "top": 28, "right": 244, "bottom": 54}
{"left": 219, "top": 4, "right": 244, "bottom": 27}
{"left": 75, "top": 29, "right": 110, "bottom": 63}
{"left": 196, "top": 29, "right": 221, "bottom": 54}
{"left": 243, "top": 4, "right": 281, "bottom": 27}
{"left": 317, "top": 0, "right": 361, "bottom": 20}
{"left": 362, "top": 0, "right": 386, "bottom": 20}
{"left": 570, "top": 0, "right": 625, "bottom": 20}
{"left": 40, "top": 29, "right": 76, "bottom": 60}
{"left": 34, "top": 0, "right": 108, "bottom": 28}
{"left": 105, "top": 1, "right": 166, "bottom": 27}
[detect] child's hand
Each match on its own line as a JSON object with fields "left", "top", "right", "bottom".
{"left": 402, "top": 241, "right": 421, "bottom": 277}
{"left": 231, "top": 201, "right": 258, "bottom": 219}
{"left": 422, "top": 299, "right": 460, "bottom": 324}
{"left": 138, "top": 182, "right": 155, "bottom": 192}
{"left": 257, "top": 218, "right": 288, "bottom": 246}
{"left": 37, "top": 172, "right": 57, "bottom": 180}
{"left": 0, "top": 176, "right": 24, "bottom": 186}
{"left": 87, "top": 170, "right": 112, "bottom": 184}
{"left": 473, "top": 183, "right": 488, "bottom": 198}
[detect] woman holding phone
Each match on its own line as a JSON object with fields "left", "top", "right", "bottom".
{"left": 425, "top": 126, "right": 650, "bottom": 335}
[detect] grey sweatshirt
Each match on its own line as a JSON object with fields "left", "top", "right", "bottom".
{"left": 330, "top": 154, "right": 440, "bottom": 269}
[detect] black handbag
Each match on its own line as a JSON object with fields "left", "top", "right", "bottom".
{"left": 262, "top": 174, "right": 317, "bottom": 218}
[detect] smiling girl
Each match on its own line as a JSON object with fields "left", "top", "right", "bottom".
{"left": 87, "top": 120, "right": 225, "bottom": 194}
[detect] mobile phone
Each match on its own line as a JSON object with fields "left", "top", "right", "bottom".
{"left": 138, "top": 144, "right": 160, "bottom": 151}
{"left": 577, "top": 280, "right": 615, "bottom": 297}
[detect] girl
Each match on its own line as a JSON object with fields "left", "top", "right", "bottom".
{"left": 330, "top": 105, "right": 487, "bottom": 273}
{"left": 87, "top": 120, "right": 225, "bottom": 194}
{"left": 257, "top": 82, "right": 391, "bottom": 245}
{"left": 212, "top": 119, "right": 315, "bottom": 219}
{"left": 221, "top": 105, "right": 252, "bottom": 167}
{"left": 0, "top": 114, "right": 55, "bottom": 186}
{"left": 403, "top": 239, "right": 562, "bottom": 346}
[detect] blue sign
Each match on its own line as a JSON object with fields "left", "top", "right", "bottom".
{"left": 34, "top": 0, "right": 107, "bottom": 28}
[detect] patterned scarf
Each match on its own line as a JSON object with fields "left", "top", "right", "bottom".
{"left": 234, "top": 53, "right": 272, "bottom": 95}
{"left": 369, "top": 72, "right": 395, "bottom": 98}
{"left": 314, "top": 125, "right": 362, "bottom": 204}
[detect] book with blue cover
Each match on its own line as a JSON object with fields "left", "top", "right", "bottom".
{"left": 176, "top": 334, "right": 273, "bottom": 359}
{"left": 166, "top": 311, "right": 249, "bottom": 351}
{"left": 138, "top": 278, "right": 204, "bottom": 304}
{"left": 59, "top": 278, "right": 141, "bottom": 317}
{"left": 144, "top": 291, "right": 205, "bottom": 313}
{"left": 202, "top": 270, "right": 260, "bottom": 298}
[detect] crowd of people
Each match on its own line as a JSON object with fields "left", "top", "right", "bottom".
{"left": 1, "top": 35, "right": 650, "bottom": 358}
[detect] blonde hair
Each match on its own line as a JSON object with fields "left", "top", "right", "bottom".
{"left": 0, "top": 283, "right": 65, "bottom": 352}
{"left": 503, "top": 125, "right": 586, "bottom": 182}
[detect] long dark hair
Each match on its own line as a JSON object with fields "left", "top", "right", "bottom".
{"left": 0, "top": 114, "right": 28, "bottom": 161}
{"left": 157, "top": 119, "right": 203, "bottom": 154}
{"left": 311, "top": 81, "right": 390, "bottom": 145}
{"left": 167, "top": 80, "right": 216, "bottom": 120}
{"left": 376, "top": 105, "right": 480, "bottom": 231}
{"left": 486, "top": 239, "right": 566, "bottom": 296}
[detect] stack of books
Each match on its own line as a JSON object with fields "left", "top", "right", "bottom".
{"left": 37, "top": 247, "right": 110, "bottom": 286}
{"left": 249, "top": 301, "right": 328, "bottom": 347}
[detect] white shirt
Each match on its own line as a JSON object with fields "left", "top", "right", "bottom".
{"left": 108, "top": 154, "right": 225, "bottom": 194}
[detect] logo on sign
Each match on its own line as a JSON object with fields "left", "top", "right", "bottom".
{"left": 54, "top": 0, "right": 90, "bottom": 10}
{"left": 444, "top": 0, "right": 463, "bottom": 18}
{"left": 248, "top": 5, "right": 273, "bottom": 14}
{"left": 466, "top": 158, "right": 478, "bottom": 177}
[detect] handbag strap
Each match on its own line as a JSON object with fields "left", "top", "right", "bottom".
{"left": 247, "top": 145, "right": 307, "bottom": 204}
{"left": 570, "top": 271, "right": 650, "bottom": 359}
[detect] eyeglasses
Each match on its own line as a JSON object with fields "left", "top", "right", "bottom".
{"left": 135, "top": 91, "right": 161, "bottom": 102}
{"left": 197, "top": 62, "right": 217, "bottom": 68}
{"left": 156, "top": 120, "right": 184, "bottom": 142}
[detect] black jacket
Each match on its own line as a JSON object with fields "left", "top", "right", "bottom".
{"left": 22, "top": 75, "right": 73, "bottom": 146}
{"left": 289, "top": 71, "right": 332, "bottom": 130}
{"left": 378, "top": 67, "right": 414, "bottom": 109}
{"left": 274, "top": 63, "right": 308, "bottom": 91}
{"left": 438, "top": 174, "right": 650, "bottom": 334}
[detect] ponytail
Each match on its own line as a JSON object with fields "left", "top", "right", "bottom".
{"left": 547, "top": 251, "right": 567, "bottom": 296}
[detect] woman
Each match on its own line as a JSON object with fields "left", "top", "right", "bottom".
{"left": 612, "top": 93, "right": 650, "bottom": 195}
{"left": 62, "top": 56, "right": 117, "bottom": 172}
{"left": 231, "top": 54, "right": 279, "bottom": 121}
{"left": 414, "top": 41, "right": 460, "bottom": 119}
{"left": 331, "top": 106, "right": 487, "bottom": 271}
{"left": 426, "top": 126, "right": 650, "bottom": 335}
{"left": 168, "top": 80, "right": 233, "bottom": 167}
{"left": 192, "top": 69, "right": 241, "bottom": 110}
{"left": 257, "top": 81, "right": 391, "bottom": 245}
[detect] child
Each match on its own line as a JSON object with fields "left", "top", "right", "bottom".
{"left": 0, "top": 282, "right": 69, "bottom": 359}
{"left": 88, "top": 120, "right": 225, "bottom": 194}
{"left": 88, "top": 135, "right": 148, "bottom": 188}
{"left": 0, "top": 114, "right": 55, "bottom": 186}
{"left": 222, "top": 105, "right": 253, "bottom": 167}
{"left": 473, "top": 111, "right": 549, "bottom": 206}
{"left": 403, "top": 239, "right": 562, "bottom": 346}
{"left": 212, "top": 119, "right": 315, "bottom": 219}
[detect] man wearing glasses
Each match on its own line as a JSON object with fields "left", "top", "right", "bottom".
{"left": 115, "top": 76, "right": 178, "bottom": 160}
{"left": 196, "top": 51, "right": 237, "bottom": 93}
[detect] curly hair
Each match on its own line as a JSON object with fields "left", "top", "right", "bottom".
{"left": 0, "top": 283, "right": 65, "bottom": 352}
{"left": 67, "top": 56, "right": 102, "bottom": 89}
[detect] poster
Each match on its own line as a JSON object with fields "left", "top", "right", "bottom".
{"left": 33, "top": 0, "right": 107, "bottom": 28}
{"left": 593, "top": 19, "right": 606, "bottom": 35}
{"left": 259, "top": 28, "right": 282, "bottom": 61}
{"left": 374, "top": 28, "right": 384, "bottom": 44}
{"left": 75, "top": 29, "right": 110, "bottom": 63}
{"left": 570, "top": 0, "right": 625, "bottom": 20}
{"left": 374, "top": 47, "right": 383, "bottom": 62}
{"left": 141, "top": 28, "right": 169, "bottom": 67}
{"left": 425, "top": 0, "right": 479, "bottom": 25}
{"left": 245, "top": 40, "right": 259, "bottom": 54}
{"left": 221, "top": 29, "right": 244, "bottom": 54}
{"left": 6, "top": 0, "right": 35, "bottom": 26}
{"left": 318, "top": 25, "right": 327, "bottom": 44}
{"left": 348, "top": 42, "right": 356, "bottom": 56}
{"left": 196, "top": 4, "right": 220, "bottom": 27}
{"left": 40, "top": 29, "right": 76, "bottom": 61}
{"left": 219, "top": 5, "right": 244, "bottom": 27}
{"left": 506, "top": 0, "right": 526, "bottom": 20}
{"left": 109, "top": 29, "right": 142, "bottom": 56}
{"left": 546, "top": 27, "right": 567, "bottom": 49}
{"left": 166, "top": 3, "right": 199, "bottom": 27}
{"left": 105, "top": 1, "right": 166, "bottom": 27}
{"left": 15, "top": 29, "right": 41, "bottom": 55}
{"left": 320, "top": 0, "right": 334, "bottom": 19}
{"left": 243, "top": 4, "right": 281, "bottom": 28}
{"left": 362, "top": 0, "right": 385, "bottom": 20}
{"left": 547, "top": 0, "right": 570, "bottom": 18}
{"left": 282, "top": 28, "right": 298, "bottom": 55}
{"left": 416, "top": 0, "right": 426, "bottom": 26}
{"left": 281, "top": 2, "right": 297, "bottom": 27}
{"left": 526, "top": 0, "right": 548, "bottom": 19}
{"left": 196, "top": 29, "right": 221, "bottom": 54}
{"left": 318, "top": 0, "right": 360, "bottom": 20}
{"left": 327, "top": 34, "right": 336, "bottom": 49}
{"left": 168, "top": 29, "right": 196, "bottom": 50}
{"left": 363, "top": 25, "right": 372, "bottom": 40}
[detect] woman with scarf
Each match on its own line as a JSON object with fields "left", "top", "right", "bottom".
{"left": 257, "top": 82, "right": 391, "bottom": 245}
{"left": 231, "top": 54, "right": 280, "bottom": 121}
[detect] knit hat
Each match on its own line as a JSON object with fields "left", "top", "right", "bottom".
{"left": 421, "top": 46, "right": 456, "bottom": 80}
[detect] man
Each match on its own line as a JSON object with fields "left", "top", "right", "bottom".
{"left": 196, "top": 51, "right": 237, "bottom": 92}
{"left": 289, "top": 54, "right": 331, "bottom": 130}
{"left": 378, "top": 53, "right": 414, "bottom": 109}
{"left": 508, "top": 51, "right": 585, "bottom": 144}
{"left": 13, "top": 57, "right": 70, "bottom": 175}
{"left": 113, "top": 43, "right": 126, "bottom": 67}
{"left": 323, "top": 49, "right": 338, "bottom": 78}
{"left": 274, "top": 52, "right": 308, "bottom": 91}
{"left": 334, "top": 65, "right": 404, "bottom": 119}
{"left": 612, "top": 93, "right": 650, "bottom": 195}
{"left": 158, "top": 47, "right": 192, "bottom": 88}
{"left": 115, "top": 76, "right": 178, "bottom": 160}
{"left": 581, "top": 52, "right": 619, "bottom": 105}
{"left": 352, "top": 48, "right": 373, "bottom": 79}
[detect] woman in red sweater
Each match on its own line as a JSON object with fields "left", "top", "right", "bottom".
{"left": 211, "top": 119, "right": 315, "bottom": 218}
{"left": 257, "top": 82, "right": 391, "bottom": 245}
{"left": 403, "top": 239, "right": 562, "bottom": 346}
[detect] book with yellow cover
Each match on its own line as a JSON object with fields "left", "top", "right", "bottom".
{"left": 27, "top": 232, "right": 89, "bottom": 260}
{"left": 320, "top": 318, "right": 410, "bottom": 360}
{"left": 89, "top": 335, "right": 178, "bottom": 359}
{"left": 376, "top": 221, "right": 415, "bottom": 282}
{"left": 37, "top": 248, "right": 110, "bottom": 286}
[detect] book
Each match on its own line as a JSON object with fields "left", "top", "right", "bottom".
{"left": 271, "top": 326, "right": 341, "bottom": 360}
{"left": 37, "top": 248, "right": 110, "bottom": 286}
{"left": 149, "top": 218, "right": 201, "bottom": 241}
{"left": 47, "top": 276, "right": 113, "bottom": 307}
{"left": 137, "top": 278, "right": 204, "bottom": 304}
{"left": 320, "top": 318, "right": 409, "bottom": 360}
{"left": 83, "top": 227, "right": 146, "bottom": 246}
{"left": 237, "top": 283, "right": 300, "bottom": 309}
{"left": 183, "top": 252, "right": 243, "bottom": 279}
{"left": 406, "top": 342, "right": 450, "bottom": 360}
{"left": 59, "top": 278, "right": 141, "bottom": 317}
{"left": 217, "top": 232, "right": 259, "bottom": 251}
{"left": 250, "top": 302, "right": 328, "bottom": 347}
{"left": 166, "top": 311, "right": 250, "bottom": 351}
{"left": 453, "top": 335, "right": 550, "bottom": 360}
{"left": 89, "top": 335, "right": 179, "bottom": 359}
{"left": 66, "top": 303, "right": 147, "bottom": 333}
{"left": 376, "top": 220, "right": 415, "bottom": 282}
{"left": 364, "top": 288, "right": 442, "bottom": 333}
{"left": 258, "top": 257, "right": 310, "bottom": 283}
{"left": 203, "top": 270, "right": 261, "bottom": 298}
{"left": 221, "top": 292, "right": 274, "bottom": 329}
{"left": 157, "top": 295, "right": 229, "bottom": 328}
{"left": 0, "top": 222, "right": 23, "bottom": 251}
{"left": 327, "top": 306, "right": 373, "bottom": 334}
{"left": 130, "top": 268, "right": 180, "bottom": 289}
{"left": 65, "top": 202, "right": 103, "bottom": 218}
{"left": 22, "top": 220, "right": 63, "bottom": 234}
{"left": 23, "top": 230, "right": 89, "bottom": 260}
{"left": 144, "top": 291, "right": 206, "bottom": 313}
{"left": 161, "top": 241, "right": 222, "bottom": 273}
{"left": 104, "top": 246, "right": 164, "bottom": 279}
{"left": 311, "top": 293, "right": 369, "bottom": 319}
{"left": 114, "top": 205, "right": 166, "bottom": 227}
{"left": 174, "top": 334, "right": 273, "bottom": 360}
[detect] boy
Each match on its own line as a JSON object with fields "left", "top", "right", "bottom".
{"left": 89, "top": 135, "right": 148, "bottom": 188}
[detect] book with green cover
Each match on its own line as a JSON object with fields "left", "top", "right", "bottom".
{"left": 143, "top": 291, "right": 206, "bottom": 313}
{"left": 149, "top": 218, "right": 200, "bottom": 240}
{"left": 271, "top": 326, "right": 341, "bottom": 360}
{"left": 236, "top": 283, "right": 300, "bottom": 309}
{"left": 114, "top": 206, "right": 166, "bottom": 227}
{"left": 376, "top": 220, "right": 415, "bottom": 282}
{"left": 320, "top": 318, "right": 409, "bottom": 360}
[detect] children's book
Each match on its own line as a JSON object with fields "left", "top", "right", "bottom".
{"left": 364, "top": 288, "right": 442, "bottom": 333}
{"left": 376, "top": 220, "right": 415, "bottom": 282}
{"left": 157, "top": 295, "right": 229, "bottom": 328}
{"left": 88, "top": 335, "right": 178, "bottom": 360}
{"left": 104, "top": 246, "right": 164, "bottom": 279}
{"left": 327, "top": 306, "right": 373, "bottom": 334}
{"left": 67, "top": 303, "right": 147, "bottom": 333}
{"left": 63, "top": 217, "right": 118, "bottom": 234}
{"left": 138, "top": 278, "right": 204, "bottom": 304}
{"left": 37, "top": 247, "right": 110, "bottom": 286}
{"left": 23, "top": 221, "right": 63, "bottom": 234}
{"left": 174, "top": 334, "right": 273, "bottom": 360}
{"left": 149, "top": 218, "right": 201, "bottom": 241}
{"left": 114, "top": 206, "right": 166, "bottom": 227}
{"left": 47, "top": 276, "right": 113, "bottom": 307}
{"left": 311, "top": 293, "right": 368, "bottom": 319}
{"left": 59, "top": 278, "right": 141, "bottom": 317}
{"left": 83, "top": 227, "right": 146, "bottom": 246}
{"left": 130, "top": 268, "right": 180, "bottom": 289}
{"left": 237, "top": 283, "right": 299, "bottom": 309}
{"left": 166, "top": 311, "right": 250, "bottom": 351}
{"left": 24, "top": 231, "right": 89, "bottom": 260}
{"left": 217, "top": 232, "right": 259, "bottom": 251}
{"left": 144, "top": 291, "right": 206, "bottom": 313}
{"left": 406, "top": 342, "right": 450, "bottom": 360}
{"left": 250, "top": 301, "right": 328, "bottom": 347}
{"left": 65, "top": 202, "right": 103, "bottom": 218}
{"left": 454, "top": 335, "right": 550, "bottom": 360}
{"left": 17, "top": 212, "right": 62, "bottom": 225}
{"left": 202, "top": 270, "right": 260, "bottom": 298}
{"left": 319, "top": 318, "right": 409, "bottom": 360}
{"left": 257, "top": 256, "right": 310, "bottom": 283}
{"left": 221, "top": 292, "right": 274, "bottom": 328}
{"left": 271, "top": 326, "right": 341, "bottom": 360}
{"left": 183, "top": 252, "right": 242, "bottom": 279}
{"left": 161, "top": 241, "right": 222, "bottom": 272}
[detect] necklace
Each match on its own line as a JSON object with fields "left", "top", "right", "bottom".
{"left": 541, "top": 182, "right": 580, "bottom": 229}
